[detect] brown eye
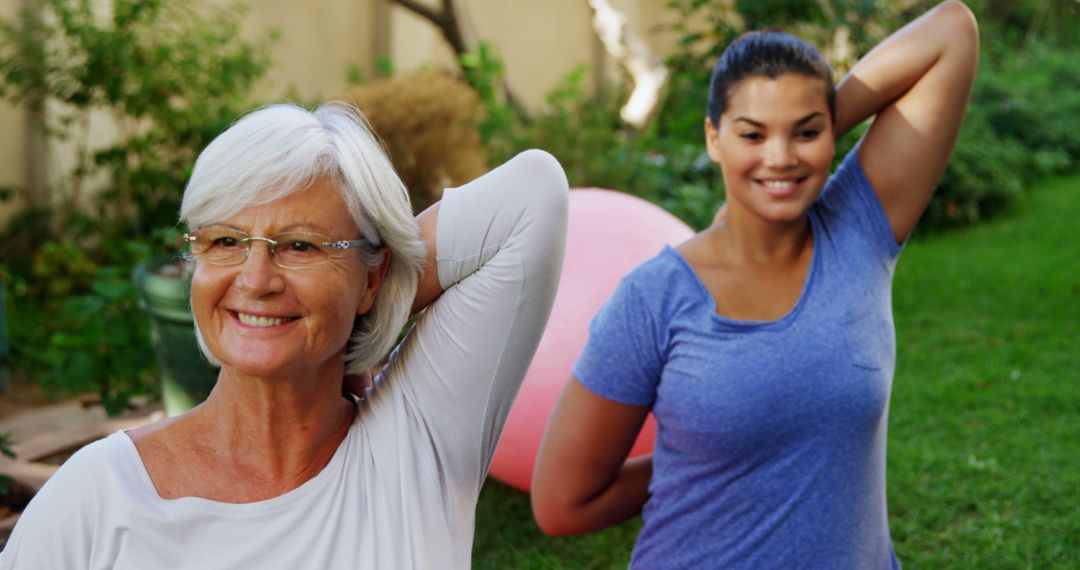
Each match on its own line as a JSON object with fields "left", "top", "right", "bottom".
{"left": 285, "top": 240, "right": 316, "bottom": 252}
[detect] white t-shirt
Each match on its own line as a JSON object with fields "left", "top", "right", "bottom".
{"left": 0, "top": 150, "right": 569, "bottom": 570}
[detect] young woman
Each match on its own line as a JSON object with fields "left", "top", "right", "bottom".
{"left": 532, "top": 2, "right": 978, "bottom": 568}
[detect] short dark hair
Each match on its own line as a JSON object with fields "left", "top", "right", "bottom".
{"left": 707, "top": 31, "right": 835, "bottom": 126}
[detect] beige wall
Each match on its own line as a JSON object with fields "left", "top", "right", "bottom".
{"left": 0, "top": 101, "right": 25, "bottom": 230}
{"left": 615, "top": 0, "right": 683, "bottom": 59}
{"left": 239, "top": 0, "right": 384, "bottom": 102}
{"left": 0, "top": 0, "right": 681, "bottom": 230}
{"left": 242, "top": 0, "right": 691, "bottom": 113}
{"left": 456, "top": 0, "right": 597, "bottom": 109}
{"left": 0, "top": 0, "right": 26, "bottom": 229}
{"left": 387, "top": 0, "right": 682, "bottom": 110}
{"left": 388, "top": 3, "right": 457, "bottom": 78}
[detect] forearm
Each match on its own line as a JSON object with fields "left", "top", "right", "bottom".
{"left": 410, "top": 202, "right": 442, "bottom": 315}
{"left": 532, "top": 380, "right": 653, "bottom": 535}
{"left": 538, "top": 455, "right": 652, "bottom": 536}
{"left": 835, "top": 0, "right": 979, "bottom": 138}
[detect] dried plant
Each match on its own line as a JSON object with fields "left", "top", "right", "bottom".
{"left": 341, "top": 72, "right": 487, "bottom": 212}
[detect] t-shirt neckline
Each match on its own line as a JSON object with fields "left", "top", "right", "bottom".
{"left": 118, "top": 417, "right": 357, "bottom": 516}
{"left": 663, "top": 209, "right": 821, "bottom": 331}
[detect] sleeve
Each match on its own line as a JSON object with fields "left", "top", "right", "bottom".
{"left": 0, "top": 447, "right": 98, "bottom": 569}
{"left": 378, "top": 149, "right": 568, "bottom": 491}
{"left": 818, "top": 147, "right": 905, "bottom": 259}
{"left": 572, "top": 276, "right": 664, "bottom": 407}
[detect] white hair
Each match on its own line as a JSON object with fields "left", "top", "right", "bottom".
{"left": 180, "top": 102, "right": 425, "bottom": 374}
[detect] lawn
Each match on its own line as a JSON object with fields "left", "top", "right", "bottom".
{"left": 472, "top": 173, "right": 1080, "bottom": 569}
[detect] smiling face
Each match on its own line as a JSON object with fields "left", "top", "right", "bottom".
{"left": 190, "top": 179, "right": 384, "bottom": 380}
{"left": 706, "top": 73, "right": 836, "bottom": 226}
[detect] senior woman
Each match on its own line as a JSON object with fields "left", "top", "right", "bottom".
{"left": 0, "top": 103, "right": 568, "bottom": 569}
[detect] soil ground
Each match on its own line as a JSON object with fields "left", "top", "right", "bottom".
{"left": 0, "top": 373, "right": 159, "bottom": 550}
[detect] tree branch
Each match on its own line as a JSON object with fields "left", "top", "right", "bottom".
{"left": 386, "top": 0, "right": 528, "bottom": 121}
{"left": 392, "top": 0, "right": 441, "bottom": 25}
{"left": 391, "top": 0, "right": 468, "bottom": 56}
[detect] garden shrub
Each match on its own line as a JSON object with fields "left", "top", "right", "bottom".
{"left": 467, "top": 1, "right": 1077, "bottom": 233}
{"left": 0, "top": 0, "right": 272, "bottom": 412}
{"left": 924, "top": 37, "right": 1079, "bottom": 230}
{"left": 976, "top": 40, "right": 1079, "bottom": 170}
{"left": 340, "top": 71, "right": 487, "bottom": 212}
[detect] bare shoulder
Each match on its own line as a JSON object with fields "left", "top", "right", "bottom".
{"left": 675, "top": 228, "right": 723, "bottom": 269}
{"left": 126, "top": 413, "right": 190, "bottom": 455}
{"left": 126, "top": 413, "right": 207, "bottom": 498}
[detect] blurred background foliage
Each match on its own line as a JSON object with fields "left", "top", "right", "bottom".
{"left": 0, "top": 0, "right": 1076, "bottom": 411}
{"left": 0, "top": 0, "right": 273, "bottom": 412}
{"left": 339, "top": 71, "right": 488, "bottom": 212}
{"left": 478, "top": 0, "right": 1078, "bottom": 230}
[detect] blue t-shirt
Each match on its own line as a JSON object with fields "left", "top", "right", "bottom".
{"left": 574, "top": 151, "right": 904, "bottom": 569}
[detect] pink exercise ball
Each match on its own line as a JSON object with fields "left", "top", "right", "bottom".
{"left": 488, "top": 188, "right": 695, "bottom": 492}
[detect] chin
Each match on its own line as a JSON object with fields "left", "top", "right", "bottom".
{"left": 221, "top": 360, "right": 298, "bottom": 380}
{"left": 763, "top": 190, "right": 823, "bottom": 223}
{"left": 756, "top": 201, "right": 814, "bottom": 224}
{"left": 215, "top": 345, "right": 306, "bottom": 379}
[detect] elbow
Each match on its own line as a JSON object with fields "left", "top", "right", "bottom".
{"left": 506, "top": 148, "right": 569, "bottom": 227}
{"left": 515, "top": 149, "right": 568, "bottom": 186}
{"left": 509, "top": 148, "right": 570, "bottom": 272}
{"left": 531, "top": 511, "right": 566, "bottom": 537}
{"left": 530, "top": 488, "right": 582, "bottom": 537}
{"left": 931, "top": 1, "right": 980, "bottom": 78}
{"left": 513, "top": 149, "right": 570, "bottom": 206}
{"left": 530, "top": 463, "right": 590, "bottom": 537}
{"left": 937, "top": 0, "right": 979, "bottom": 47}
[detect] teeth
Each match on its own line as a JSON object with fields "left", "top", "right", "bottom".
{"left": 237, "top": 312, "right": 289, "bottom": 327}
{"left": 762, "top": 180, "right": 795, "bottom": 188}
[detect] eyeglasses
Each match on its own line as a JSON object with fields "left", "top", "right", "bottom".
{"left": 182, "top": 225, "right": 372, "bottom": 270}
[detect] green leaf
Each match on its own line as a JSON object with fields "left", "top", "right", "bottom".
{"left": 57, "top": 350, "right": 98, "bottom": 391}
{"left": 345, "top": 62, "right": 364, "bottom": 86}
{"left": 91, "top": 277, "right": 131, "bottom": 301}
{"left": 374, "top": 56, "right": 394, "bottom": 77}
{"left": 64, "top": 295, "right": 105, "bottom": 321}
{"left": 460, "top": 53, "right": 480, "bottom": 68}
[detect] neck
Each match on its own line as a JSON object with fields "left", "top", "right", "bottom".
{"left": 706, "top": 206, "right": 811, "bottom": 265}
{"left": 191, "top": 358, "right": 355, "bottom": 485}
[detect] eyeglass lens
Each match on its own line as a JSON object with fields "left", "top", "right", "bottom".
{"left": 186, "top": 227, "right": 344, "bottom": 268}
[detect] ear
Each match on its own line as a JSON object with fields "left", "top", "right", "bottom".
{"left": 357, "top": 248, "right": 391, "bottom": 316}
{"left": 704, "top": 117, "right": 722, "bottom": 163}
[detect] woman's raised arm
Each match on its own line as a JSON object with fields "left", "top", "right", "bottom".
{"left": 409, "top": 202, "right": 443, "bottom": 315}
{"left": 836, "top": 0, "right": 979, "bottom": 243}
{"left": 372, "top": 149, "right": 568, "bottom": 493}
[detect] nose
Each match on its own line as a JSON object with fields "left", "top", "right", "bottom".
{"left": 763, "top": 137, "right": 798, "bottom": 170}
{"left": 235, "top": 241, "right": 286, "bottom": 297}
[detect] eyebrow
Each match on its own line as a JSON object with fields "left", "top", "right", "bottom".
{"left": 213, "top": 222, "right": 335, "bottom": 235}
{"left": 276, "top": 222, "right": 334, "bottom": 234}
{"left": 733, "top": 112, "right": 826, "bottom": 128}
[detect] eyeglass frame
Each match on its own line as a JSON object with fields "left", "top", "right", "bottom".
{"left": 181, "top": 225, "right": 374, "bottom": 269}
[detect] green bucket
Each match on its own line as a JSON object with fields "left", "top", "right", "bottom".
{"left": 133, "top": 254, "right": 218, "bottom": 416}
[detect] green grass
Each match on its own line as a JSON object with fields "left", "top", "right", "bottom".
{"left": 888, "top": 174, "right": 1079, "bottom": 568}
{"left": 472, "top": 174, "right": 1080, "bottom": 569}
